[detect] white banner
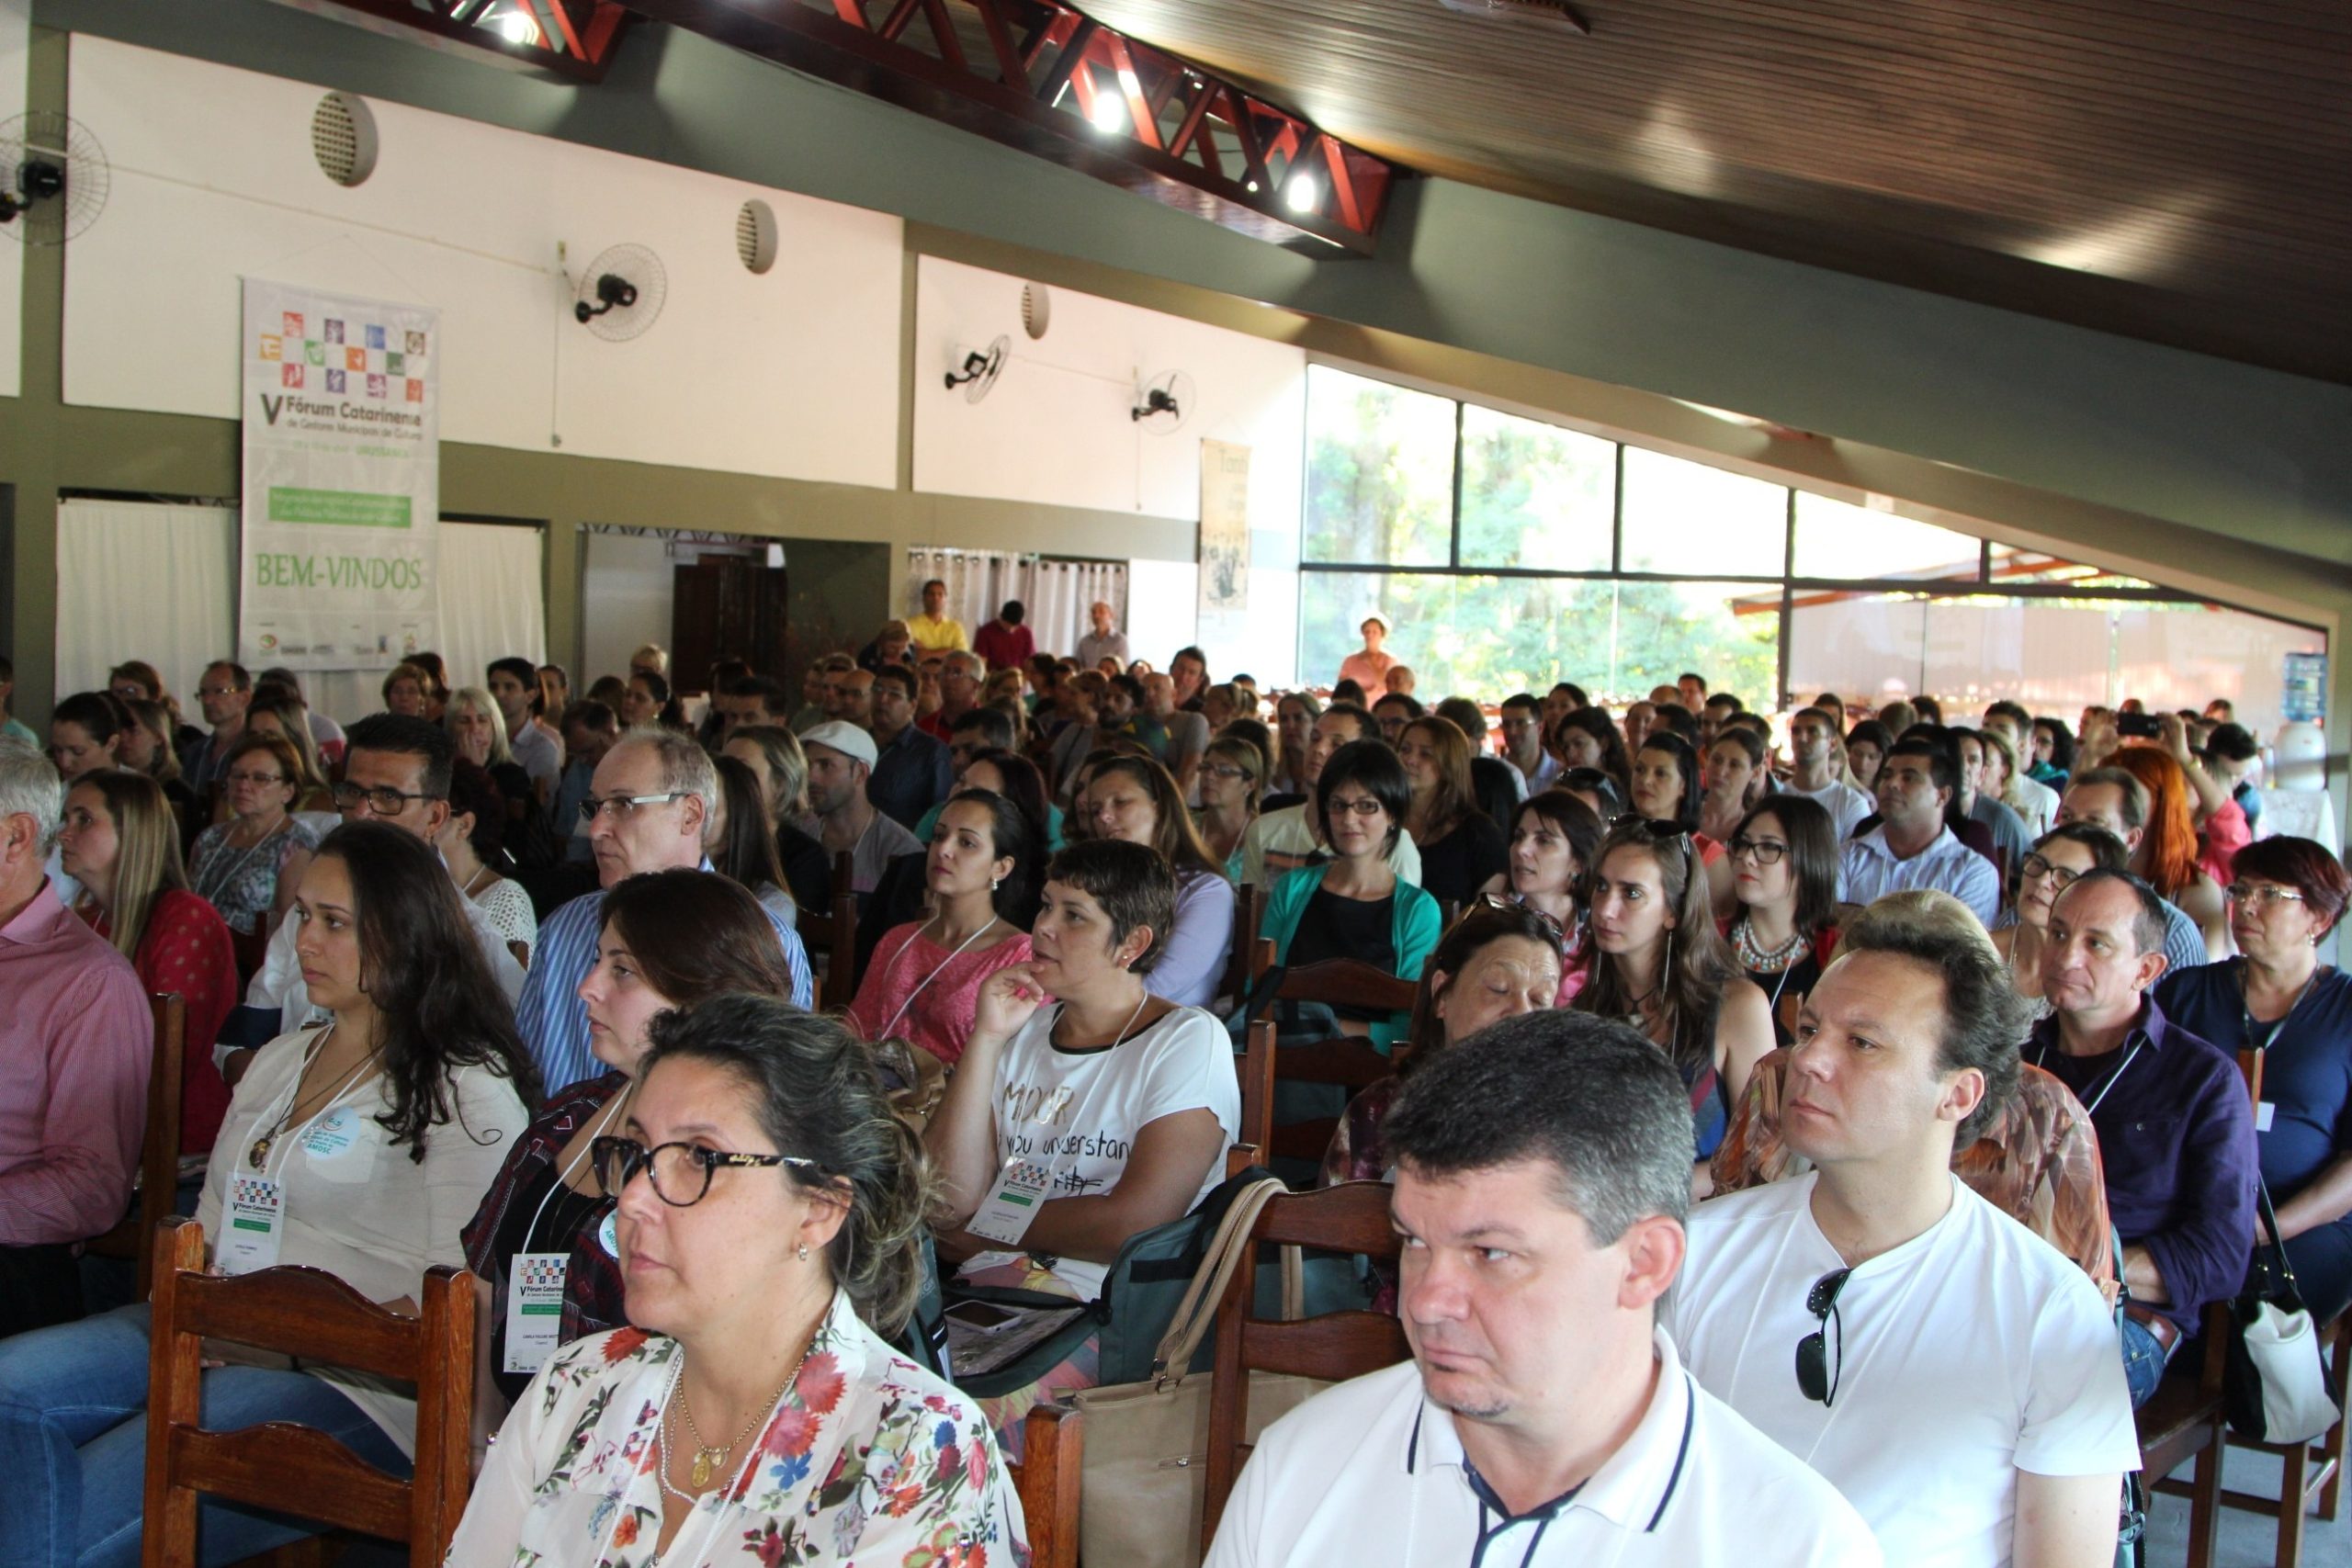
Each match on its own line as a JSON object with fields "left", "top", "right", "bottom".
{"left": 239, "top": 279, "right": 440, "bottom": 672}
{"left": 1198, "top": 438, "right": 1250, "bottom": 614}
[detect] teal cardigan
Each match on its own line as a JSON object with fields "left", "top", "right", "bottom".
{"left": 1261, "top": 863, "right": 1442, "bottom": 1053}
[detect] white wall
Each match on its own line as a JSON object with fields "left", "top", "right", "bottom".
{"left": 60, "top": 36, "right": 900, "bottom": 487}
{"left": 0, "top": 0, "right": 28, "bottom": 400}
{"left": 912, "top": 256, "right": 1306, "bottom": 682}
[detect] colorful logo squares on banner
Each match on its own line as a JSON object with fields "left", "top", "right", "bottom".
{"left": 404, "top": 378, "right": 424, "bottom": 403}
{"left": 386, "top": 351, "right": 404, "bottom": 375}
{"left": 406, "top": 330, "right": 427, "bottom": 355}
{"left": 282, "top": 364, "right": 305, "bottom": 388}
{"left": 303, "top": 341, "right": 325, "bottom": 367}
{"left": 259, "top": 335, "right": 282, "bottom": 361}
{"left": 345, "top": 346, "right": 368, "bottom": 371}
{"left": 323, "top": 320, "right": 345, "bottom": 344}
{"left": 366, "top": 324, "right": 387, "bottom": 350}
{"left": 366, "top": 372, "right": 388, "bottom": 399}
{"left": 326, "top": 368, "right": 347, "bottom": 393}
{"left": 282, "top": 311, "right": 304, "bottom": 339}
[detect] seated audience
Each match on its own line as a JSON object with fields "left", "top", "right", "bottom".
{"left": 1950, "top": 727, "right": 2032, "bottom": 889}
{"left": 553, "top": 699, "right": 620, "bottom": 864}
{"left": 1371, "top": 690, "right": 1421, "bottom": 747}
{"left": 1710, "top": 890, "right": 2118, "bottom": 1304}
{"left": 1724, "top": 795, "right": 1841, "bottom": 1045}
{"left": 437, "top": 757, "right": 538, "bottom": 958}
{"left": 59, "top": 770, "right": 239, "bottom": 1160}
{"left": 517, "top": 728, "right": 812, "bottom": 1094}
{"left": 408, "top": 651, "right": 454, "bottom": 721}
{"left": 857, "top": 617, "right": 917, "bottom": 675}
{"left": 1977, "top": 717, "right": 2055, "bottom": 840}
{"left": 1842, "top": 718, "right": 1892, "bottom": 798}
{"left": 926, "top": 840, "right": 1240, "bottom": 1455}
{"left": 1480, "top": 787, "right": 1601, "bottom": 1003}
{"left": 2104, "top": 745, "right": 2233, "bottom": 956}
{"left": 2030, "top": 716, "right": 2076, "bottom": 790}
{"left": 1211, "top": 1010, "right": 1882, "bottom": 1568}
{"left": 463, "top": 870, "right": 800, "bottom": 1408}
{"left": 1837, "top": 736, "right": 1999, "bottom": 925}
{"left": 865, "top": 663, "right": 952, "bottom": 829}
{"left": 187, "top": 731, "right": 321, "bottom": 942}
{"left": 917, "top": 651, "right": 982, "bottom": 741}
{"left": 118, "top": 695, "right": 201, "bottom": 843}
{"left": 240, "top": 690, "right": 334, "bottom": 810}
{"left": 255, "top": 669, "right": 346, "bottom": 767}
{"left": 1577, "top": 817, "right": 1773, "bottom": 1172}
{"left": 1083, "top": 755, "right": 1236, "bottom": 1008}
{"left": 1267, "top": 690, "right": 1319, "bottom": 797}
{"left": 445, "top": 683, "right": 535, "bottom": 831}
{"left": 0, "top": 822, "right": 536, "bottom": 1562}
{"left": 1629, "top": 732, "right": 1724, "bottom": 868}
{"left": 180, "top": 661, "right": 255, "bottom": 794}
{"left": 2157, "top": 838, "right": 2352, "bottom": 1325}
{"left": 1781, "top": 705, "right": 1873, "bottom": 839}
{"left": 1558, "top": 764, "right": 1626, "bottom": 821}
{"left": 0, "top": 739, "right": 152, "bottom": 1336}
{"left": 487, "top": 656, "right": 561, "bottom": 808}
{"left": 2034, "top": 869, "right": 2256, "bottom": 1404}
{"left": 1046, "top": 670, "right": 1110, "bottom": 798}
{"left": 911, "top": 704, "right": 1015, "bottom": 837}
{"left": 707, "top": 753, "right": 797, "bottom": 928}
{"left": 1193, "top": 732, "right": 1265, "bottom": 875}
{"left": 1670, "top": 891, "right": 2136, "bottom": 1568}
{"left": 1993, "top": 823, "right": 2130, "bottom": 1015}
{"left": 1698, "top": 727, "right": 1769, "bottom": 847}
{"left": 380, "top": 660, "right": 433, "bottom": 719}
{"left": 1263, "top": 741, "right": 1442, "bottom": 1051}
{"left": 1495, "top": 693, "right": 1557, "bottom": 795}
{"left": 621, "top": 668, "right": 687, "bottom": 732}
{"left": 1238, "top": 705, "right": 1421, "bottom": 888}
{"left": 799, "top": 720, "right": 924, "bottom": 899}
{"left": 848, "top": 790, "right": 1035, "bottom": 1067}
{"left": 717, "top": 722, "right": 826, "bottom": 908}
{"left": 46, "top": 689, "right": 131, "bottom": 781}
{"left": 1139, "top": 671, "right": 1210, "bottom": 794}
{"left": 2055, "top": 769, "right": 2212, "bottom": 973}
{"left": 457, "top": 991, "right": 1024, "bottom": 1560}
{"left": 1397, "top": 716, "right": 1509, "bottom": 908}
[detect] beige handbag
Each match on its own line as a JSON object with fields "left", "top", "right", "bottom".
{"left": 1071, "top": 1178, "right": 1330, "bottom": 1568}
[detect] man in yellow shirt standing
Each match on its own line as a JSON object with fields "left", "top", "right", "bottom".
{"left": 907, "top": 578, "right": 968, "bottom": 653}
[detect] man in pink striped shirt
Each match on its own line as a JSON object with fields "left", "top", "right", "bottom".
{"left": 0, "top": 739, "right": 150, "bottom": 1335}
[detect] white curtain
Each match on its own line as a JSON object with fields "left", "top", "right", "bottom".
{"left": 55, "top": 498, "right": 237, "bottom": 707}
{"left": 56, "top": 500, "right": 546, "bottom": 726}
{"left": 902, "top": 548, "right": 1125, "bottom": 660}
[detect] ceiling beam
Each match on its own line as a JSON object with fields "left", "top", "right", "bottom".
{"left": 621, "top": 0, "right": 1393, "bottom": 255}
{"left": 266, "top": 0, "right": 637, "bottom": 82}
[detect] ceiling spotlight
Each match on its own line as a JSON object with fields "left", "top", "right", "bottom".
{"left": 495, "top": 8, "right": 539, "bottom": 44}
{"left": 1284, "top": 175, "right": 1319, "bottom": 213}
{"left": 1089, "top": 93, "right": 1125, "bottom": 134}
{"left": 1245, "top": 179, "right": 1260, "bottom": 193}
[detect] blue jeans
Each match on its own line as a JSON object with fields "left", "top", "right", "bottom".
{"left": 0, "top": 1303, "right": 412, "bottom": 1567}
{"left": 2120, "top": 1313, "right": 2171, "bottom": 1408}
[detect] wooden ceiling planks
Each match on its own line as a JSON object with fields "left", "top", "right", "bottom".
{"left": 1081, "top": 0, "right": 2352, "bottom": 381}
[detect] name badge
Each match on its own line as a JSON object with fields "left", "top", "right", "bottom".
{"left": 2257, "top": 1100, "right": 2278, "bottom": 1133}
{"left": 220, "top": 1174, "right": 285, "bottom": 1275}
{"left": 967, "top": 1157, "right": 1053, "bottom": 1247}
{"left": 503, "top": 1252, "right": 568, "bottom": 1376}
{"left": 599, "top": 1208, "right": 618, "bottom": 1259}
{"left": 300, "top": 1107, "right": 377, "bottom": 1184}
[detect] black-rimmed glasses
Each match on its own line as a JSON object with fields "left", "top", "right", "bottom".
{"left": 592, "top": 1136, "right": 817, "bottom": 1208}
{"left": 1477, "top": 891, "right": 1566, "bottom": 945}
{"left": 1795, "top": 1266, "right": 1851, "bottom": 1406}
{"left": 2019, "top": 853, "right": 2081, "bottom": 889}
{"left": 331, "top": 782, "right": 442, "bottom": 815}
{"left": 1729, "top": 835, "right": 1789, "bottom": 865}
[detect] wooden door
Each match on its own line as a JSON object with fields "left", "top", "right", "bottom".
{"left": 671, "top": 556, "right": 788, "bottom": 688}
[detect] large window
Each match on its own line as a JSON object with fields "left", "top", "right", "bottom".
{"left": 1297, "top": 366, "right": 2324, "bottom": 734}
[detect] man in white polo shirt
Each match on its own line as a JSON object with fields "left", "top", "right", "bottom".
{"left": 1205, "top": 1011, "right": 1880, "bottom": 1568}
{"left": 1838, "top": 736, "right": 2000, "bottom": 924}
{"left": 1670, "top": 892, "right": 2138, "bottom": 1568}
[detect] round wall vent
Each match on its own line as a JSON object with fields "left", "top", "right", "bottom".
{"left": 1022, "top": 281, "right": 1052, "bottom": 340}
{"left": 736, "top": 198, "right": 778, "bottom": 275}
{"left": 311, "top": 91, "right": 379, "bottom": 188}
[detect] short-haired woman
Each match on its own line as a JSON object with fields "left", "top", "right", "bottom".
{"left": 1261, "top": 740, "right": 1442, "bottom": 1050}
{"left": 1576, "top": 817, "right": 1773, "bottom": 1178}
{"left": 1723, "top": 795, "right": 1841, "bottom": 1044}
{"left": 2156, "top": 838, "right": 2352, "bottom": 1322}
{"left": 462, "top": 869, "right": 798, "bottom": 1411}
{"left": 1398, "top": 716, "right": 1509, "bottom": 908}
{"left": 58, "top": 770, "right": 241, "bottom": 1157}
{"left": 848, "top": 790, "right": 1035, "bottom": 1068}
{"left": 188, "top": 731, "right": 321, "bottom": 953}
{"left": 453, "top": 994, "right": 1027, "bottom": 1564}
{"left": 927, "top": 839, "right": 1240, "bottom": 1455}
{"left": 0, "top": 823, "right": 537, "bottom": 1563}
{"left": 1082, "top": 755, "right": 1236, "bottom": 1008}
{"left": 380, "top": 661, "right": 433, "bottom": 719}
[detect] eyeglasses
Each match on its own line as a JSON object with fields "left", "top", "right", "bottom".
{"left": 1203, "top": 763, "right": 1253, "bottom": 782}
{"left": 1794, "top": 1266, "right": 1851, "bottom": 1406}
{"left": 226, "top": 770, "right": 290, "bottom": 788}
{"left": 1477, "top": 891, "right": 1566, "bottom": 944}
{"left": 1729, "top": 836, "right": 1788, "bottom": 865}
{"left": 2019, "top": 854, "right": 2082, "bottom": 889}
{"left": 331, "top": 782, "right": 441, "bottom": 814}
{"left": 2226, "top": 882, "right": 2308, "bottom": 910}
{"left": 109, "top": 683, "right": 146, "bottom": 701}
{"left": 1326, "top": 795, "right": 1388, "bottom": 818}
{"left": 578, "top": 791, "right": 688, "bottom": 823}
{"left": 592, "top": 1135, "right": 816, "bottom": 1208}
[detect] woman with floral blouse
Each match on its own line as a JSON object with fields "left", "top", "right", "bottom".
{"left": 450, "top": 994, "right": 1026, "bottom": 1567}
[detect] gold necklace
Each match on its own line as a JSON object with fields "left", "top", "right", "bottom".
{"left": 673, "top": 1337, "right": 817, "bottom": 1491}
{"left": 246, "top": 1025, "right": 377, "bottom": 1170}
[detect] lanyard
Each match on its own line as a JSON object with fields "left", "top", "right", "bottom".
{"left": 2241, "top": 964, "right": 2321, "bottom": 1055}
{"left": 519, "top": 1089, "right": 632, "bottom": 1258}
{"left": 2034, "top": 1037, "right": 2145, "bottom": 1119}
{"left": 873, "top": 916, "right": 1000, "bottom": 1043}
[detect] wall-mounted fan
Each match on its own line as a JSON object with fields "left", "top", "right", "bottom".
{"left": 571, "top": 243, "right": 668, "bottom": 342}
{"left": 1131, "top": 368, "right": 1195, "bottom": 434}
{"left": 944, "top": 334, "right": 1009, "bottom": 402}
{"left": 0, "top": 111, "right": 110, "bottom": 246}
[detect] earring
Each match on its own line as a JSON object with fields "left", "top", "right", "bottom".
{"left": 992, "top": 876, "right": 1001, "bottom": 892}
{"left": 796, "top": 1243, "right": 810, "bottom": 1262}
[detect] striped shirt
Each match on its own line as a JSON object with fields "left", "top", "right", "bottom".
{"left": 514, "top": 870, "right": 812, "bottom": 1098}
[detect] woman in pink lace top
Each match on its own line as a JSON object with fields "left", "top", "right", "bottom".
{"left": 846, "top": 790, "right": 1035, "bottom": 1066}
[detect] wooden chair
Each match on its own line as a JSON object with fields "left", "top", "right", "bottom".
{"left": 2139, "top": 1303, "right": 2232, "bottom": 1568}
{"left": 796, "top": 850, "right": 860, "bottom": 1010}
{"left": 1008, "top": 1403, "right": 1084, "bottom": 1568}
{"left": 142, "top": 1217, "right": 476, "bottom": 1568}
{"left": 1238, "top": 1017, "right": 1276, "bottom": 1159}
{"left": 1199, "top": 1181, "right": 1412, "bottom": 1547}
{"left": 84, "top": 993, "right": 187, "bottom": 1296}
{"left": 1249, "top": 960, "right": 1419, "bottom": 1168}
{"left": 1218, "top": 881, "right": 1264, "bottom": 1004}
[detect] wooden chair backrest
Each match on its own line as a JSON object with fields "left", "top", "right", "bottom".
{"left": 141, "top": 1217, "right": 475, "bottom": 1568}
{"left": 1200, "top": 1182, "right": 1411, "bottom": 1546}
{"left": 1269, "top": 958, "right": 1418, "bottom": 1020}
{"left": 1238, "top": 1017, "right": 1275, "bottom": 1158}
{"left": 797, "top": 851, "right": 861, "bottom": 1011}
{"left": 1219, "top": 881, "right": 1264, "bottom": 1001}
{"left": 85, "top": 993, "right": 187, "bottom": 1295}
{"left": 1009, "top": 1404, "right": 1083, "bottom": 1568}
